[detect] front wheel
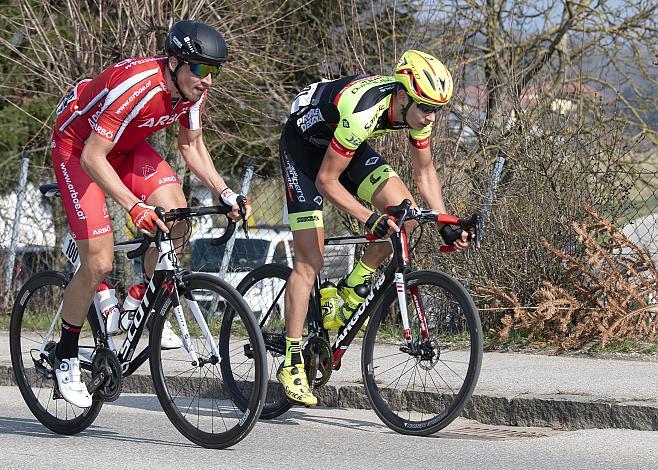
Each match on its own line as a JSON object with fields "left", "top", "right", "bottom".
{"left": 9, "top": 271, "right": 103, "bottom": 434}
{"left": 149, "top": 273, "right": 266, "bottom": 449}
{"left": 362, "top": 270, "right": 483, "bottom": 435}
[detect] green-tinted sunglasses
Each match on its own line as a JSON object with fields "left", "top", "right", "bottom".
{"left": 415, "top": 101, "right": 441, "bottom": 114}
{"left": 183, "top": 59, "right": 222, "bottom": 78}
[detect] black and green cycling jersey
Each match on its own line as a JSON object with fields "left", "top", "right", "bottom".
{"left": 289, "top": 74, "right": 432, "bottom": 157}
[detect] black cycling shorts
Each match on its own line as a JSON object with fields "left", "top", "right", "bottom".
{"left": 279, "top": 120, "right": 397, "bottom": 231}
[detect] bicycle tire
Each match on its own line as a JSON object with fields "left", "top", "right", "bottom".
{"left": 149, "top": 273, "right": 266, "bottom": 449}
{"left": 361, "top": 270, "right": 483, "bottom": 435}
{"left": 229, "top": 263, "right": 293, "bottom": 419}
{"left": 9, "top": 271, "right": 103, "bottom": 434}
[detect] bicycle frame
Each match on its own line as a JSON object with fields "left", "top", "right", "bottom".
{"left": 41, "top": 231, "right": 225, "bottom": 377}
{"left": 321, "top": 226, "right": 419, "bottom": 369}
{"left": 308, "top": 201, "right": 479, "bottom": 370}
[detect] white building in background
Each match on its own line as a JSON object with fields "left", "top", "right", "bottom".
{"left": 0, "top": 175, "right": 224, "bottom": 250}
{"left": 623, "top": 212, "right": 658, "bottom": 266}
{"left": 0, "top": 182, "right": 55, "bottom": 248}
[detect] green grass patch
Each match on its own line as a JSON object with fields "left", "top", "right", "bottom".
{"left": 589, "top": 340, "right": 658, "bottom": 354}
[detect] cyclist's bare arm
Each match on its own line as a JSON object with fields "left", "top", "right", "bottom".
{"left": 178, "top": 126, "right": 251, "bottom": 221}
{"left": 408, "top": 144, "right": 448, "bottom": 214}
{"left": 316, "top": 145, "right": 396, "bottom": 233}
{"left": 409, "top": 144, "right": 469, "bottom": 250}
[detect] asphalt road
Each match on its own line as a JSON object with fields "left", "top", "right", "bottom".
{"left": 0, "top": 387, "right": 656, "bottom": 469}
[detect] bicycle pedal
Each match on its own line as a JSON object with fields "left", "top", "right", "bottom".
{"left": 33, "top": 358, "right": 53, "bottom": 380}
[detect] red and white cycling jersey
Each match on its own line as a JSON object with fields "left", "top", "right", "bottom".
{"left": 53, "top": 56, "right": 205, "bottom": 154}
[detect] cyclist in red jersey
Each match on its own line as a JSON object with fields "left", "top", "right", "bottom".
{"left": 50, "top": 20, "right": 250, "bottom": 408}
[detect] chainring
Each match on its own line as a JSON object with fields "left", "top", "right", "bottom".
{"left": 303, "top": 336, "right": 333, "bottom": 388}
{"left": 92, "top": 348, "right": 123, "bottom": 402}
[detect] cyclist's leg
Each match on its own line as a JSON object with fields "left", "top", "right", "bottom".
{"left": 276, "top": 124, "right": 323, "bottom": 406}
{"left": 116, "top": 140, "right": 187, "bottom": 273}
{"left": 52, "top": 141, "right": 115, "bottom": 407}
{"left": 339, "top": 145, "right": 414, "bottom": 281}
{"left": 115, "top": 140, "right": 185, "bottom": 349}
{"left": 361, "top": 175, "right": 418, "bottom": 267}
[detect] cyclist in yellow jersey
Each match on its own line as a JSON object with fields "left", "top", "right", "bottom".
{"left": 277, "top": 50, "right": 471, "bottom": 406}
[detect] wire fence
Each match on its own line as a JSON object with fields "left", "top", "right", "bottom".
{"left": 0, "top": 152, "right": 657, "bottom": 314}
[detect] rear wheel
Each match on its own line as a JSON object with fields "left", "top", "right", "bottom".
{"left": 362, "top": 270, "right": 482, "bottom": 435}
{"left": 232, "top": 264, "right": 293, "bottom": 419}
{"left": 149, "top": 273, "right": 266, "bottom": 449}
{"left": 9, "top": 271, "right": 103, "bottom": 434}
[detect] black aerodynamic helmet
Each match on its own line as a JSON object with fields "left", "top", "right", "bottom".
{"left": 164, "top": 20, "right": 228, "bottom": 65}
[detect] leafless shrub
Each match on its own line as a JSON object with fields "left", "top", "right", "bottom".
{"left": 481, "top": 205, "right": 658, "bottom": 351}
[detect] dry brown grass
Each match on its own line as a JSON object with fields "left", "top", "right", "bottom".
{"left": 480, "top": 205, "right": 658, "bottom": 351}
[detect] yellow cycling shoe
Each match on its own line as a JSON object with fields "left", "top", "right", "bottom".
{"left": 276, "top": 364, "right": 318, "bottom": 407}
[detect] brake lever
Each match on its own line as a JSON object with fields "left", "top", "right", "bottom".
{"left": 237, "top": 195, "right": 249, "bottom": 239}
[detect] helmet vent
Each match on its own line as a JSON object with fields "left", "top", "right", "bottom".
{"left": 423, "top": 70, "right": 436, "bottom": 90}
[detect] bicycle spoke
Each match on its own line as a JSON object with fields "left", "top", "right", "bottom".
{"left": 363, "top": 271, "right": 482, "bottom": 435}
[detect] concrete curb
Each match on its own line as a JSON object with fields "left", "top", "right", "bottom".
{"left": 2, "top": 365, "right": 655, "bottom": 431}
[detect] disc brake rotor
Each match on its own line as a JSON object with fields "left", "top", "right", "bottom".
{"left": 416, "top": 338, "right": 441, "bottom": 371}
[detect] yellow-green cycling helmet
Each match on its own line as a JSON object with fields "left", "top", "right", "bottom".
{"left": 394, "top": 50, "right": 453, "bottom": 107}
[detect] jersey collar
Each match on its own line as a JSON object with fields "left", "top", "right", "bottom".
{"left": 387, "top": 95, "right": 409, "bottom": 130}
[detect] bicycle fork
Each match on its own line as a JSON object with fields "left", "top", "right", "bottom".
{"left": 392, "top": 227, "right": 430, "bottom": 354}
{"left": 155, "top": 238, "right": 221, "bottom": 367}
{"left": 396, "top": 272, "right": 432, "bottom": 356}
{"left": 174, "top": 289, "right": 222, "bottom": 366}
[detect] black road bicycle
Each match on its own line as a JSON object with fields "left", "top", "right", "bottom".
{"left": 9, "top": 183, "right": 267, "bottom": 449}
{"left": 225, "top": 199, "right": 484, "bottom": 435}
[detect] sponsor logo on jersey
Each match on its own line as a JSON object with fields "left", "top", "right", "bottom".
{"left": 138, "top": 112, "right": 185, "bottom": 128}
{"left": 342, "top": 119, "right": 350, "bottom": 128}
{"left": 313, "top": 196, "right": 323, "bottom": 206}
{"left": 90, "top": 123, "right": 114, "bottom": 139}
{"left": 348, "top": 76, "right": 390, "bottom": 95}
{"left": 296, "top": 108, "right": 324, "bottom": 133}
{"left": 115, "top": 80, "right": 152, "bottom": 115}
{"left": 158, "top": 176, "right": 177, "bottom": 185}
{"left": 92, "top": 225, "right": 112, "bottom": 236}
{"left": 114, "top": 57, "right": 161, "bottom": 70}
{"left": 345, "top": 134, "right": 362, "bottom": 147}
{"left": 56, "top": 86, "right": 77, "bottom": 116}
{"left": 296, "top": 214, "right": 320, "bottom": 223}
{"left": 363, "top": 103, "right": 387, "bottom": 130}
{"left": 142, "top": 165, "right": 157, "bottom": 180}
{"left": 59, "top": 163, "right": 86, "bottom": 220}
{"left": 365, "top": 157, "right": 379, "bottom": 166}
{"left": 369, "top": 174, "right": 382, "bottom": 185}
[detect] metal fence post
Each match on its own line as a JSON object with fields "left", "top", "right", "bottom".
{"left": 479, "top": 150, "right": 506, "bottom": 243}
{"left": 218, "top": 161, "right": 255, "bottom": 279}
{"left": 2, "top": 152, "right": 30, "bottom": 306}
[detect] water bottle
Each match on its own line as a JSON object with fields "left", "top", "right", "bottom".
{"left": 94, "top": 280, "right": 121, "bottom": 335}
{"left": 338, "top": 283, "right": 370, "bottom": 326}
{"left": 120, "top": 283, "right": 146, "bottom": 331}
{"left": 319, "top": 279, "right": 341, "bottom": 330}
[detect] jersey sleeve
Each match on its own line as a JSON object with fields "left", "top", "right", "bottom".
{"left": 93, "top": 67, "right": 163, "bottom": 143}
{"left": 331, "top": 105, "right": 382, "bottom": 158}
{"left": 179, "top": 90, "right": 206, "bottom": 130}
{"left": 408, "top": 124, "right": 432, "bottom": 149}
